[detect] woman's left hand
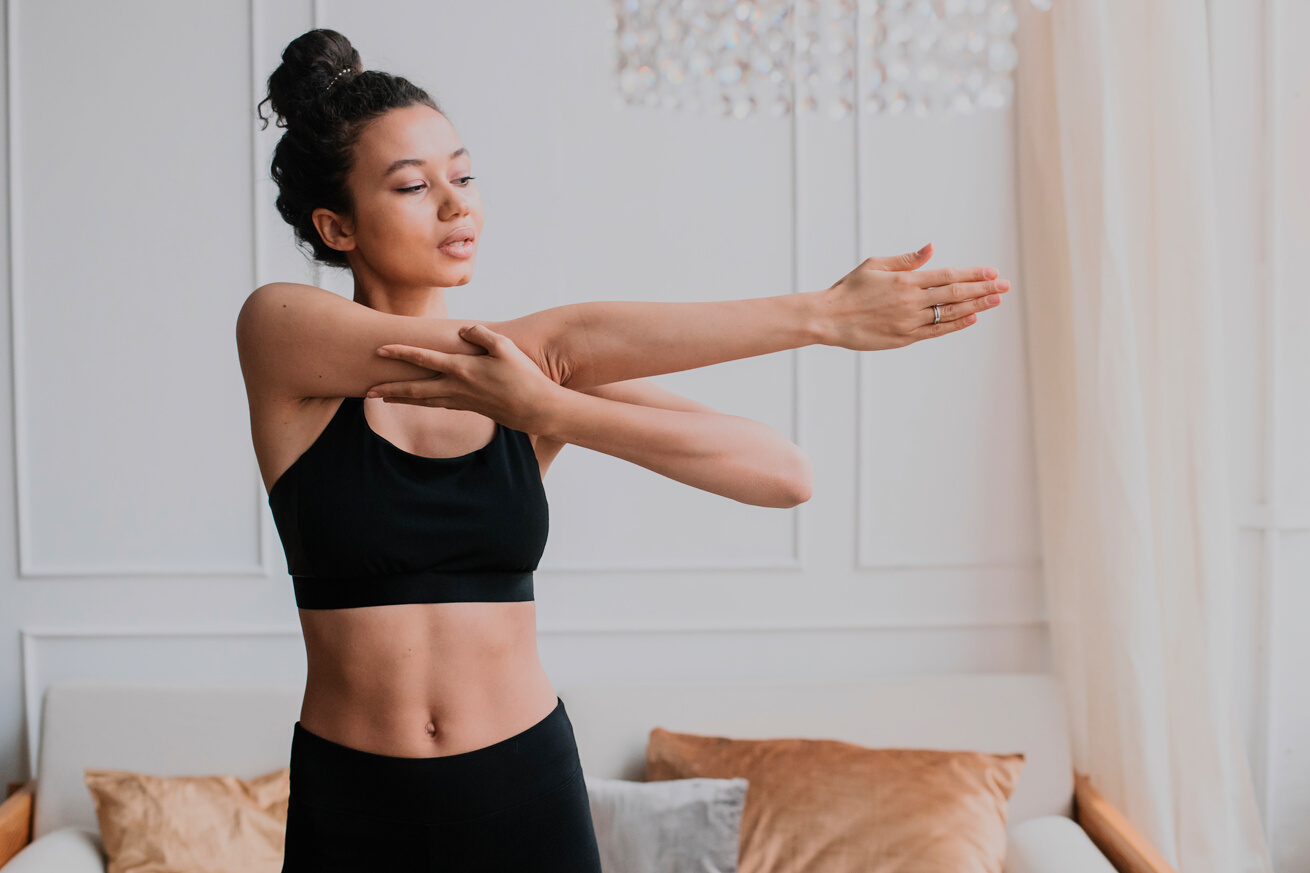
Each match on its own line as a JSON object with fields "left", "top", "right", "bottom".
{"left": 365, "top": 324, "right": 563, "bottom": 435}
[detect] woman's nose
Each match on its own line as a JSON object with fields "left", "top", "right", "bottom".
{"left": 440, "top": 191, "right": 471, "bottom": 220}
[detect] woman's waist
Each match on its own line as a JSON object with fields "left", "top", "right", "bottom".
{"left": 299, "top": 672, "right": 559, "bottom": 759}
{"left": 288, "top": 694, "right": 581, "bottom": 824}
{"left": 298, "top": 615, "right": 555, "bottom": 757}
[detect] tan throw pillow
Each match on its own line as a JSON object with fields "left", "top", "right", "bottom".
{"left": 84, "top": 766, "right": 289, "bottom": 873}
{"left": 647, "top": 728, "right": 1024, "bottom": 873}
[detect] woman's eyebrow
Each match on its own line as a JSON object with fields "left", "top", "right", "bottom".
{"left": 382, "top": 148, "right": 470, "bottom": 178}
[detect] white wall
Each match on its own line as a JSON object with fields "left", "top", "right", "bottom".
{"left": 1257, "top": 1, "right": 1310, "bottom": 869}
{"left": 0, "top": 0, "right": 1049, "bottom": 797}
{"left": 1209, "top": 0, "right": 1309, "bottom": 869}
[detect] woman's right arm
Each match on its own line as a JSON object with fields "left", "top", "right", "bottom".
{"left": 234, "top": 282, "right": 571, "bottom": 401}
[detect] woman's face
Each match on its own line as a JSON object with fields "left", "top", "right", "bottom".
{"left": 332, "top": 103, "right": 483, "bottom": 289}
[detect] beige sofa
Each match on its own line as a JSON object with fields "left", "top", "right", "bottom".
{"left": 0, "top": 674, "right": 1175, "bottom": 872}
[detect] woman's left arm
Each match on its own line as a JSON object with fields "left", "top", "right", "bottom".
{"left": 371, "top": 326, "right": 811, "bottom": 508}
{"left": 534, "top": 379, "right": 812, "bottom": 508}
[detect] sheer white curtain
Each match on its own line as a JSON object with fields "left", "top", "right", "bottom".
{"left": 1013, "top": 2, "right": 1272, "bottom": 871}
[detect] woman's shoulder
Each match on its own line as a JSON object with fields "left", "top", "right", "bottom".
{"left": 236, "top": 281, "right": 477, "bottom": 403}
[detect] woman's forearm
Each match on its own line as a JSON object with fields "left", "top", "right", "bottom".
{"left": 534, "top": 383, "right": 812, "bottom": 508}
{"left": 543, "top": 291, "right": 829, "bottom": 391}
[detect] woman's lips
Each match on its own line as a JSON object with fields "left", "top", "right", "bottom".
{"left": 438, "top": 238, "right": 475, "bottom": 258}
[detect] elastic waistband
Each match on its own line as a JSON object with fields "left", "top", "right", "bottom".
{"left": 293, "top": 569, "right": 534, "bottom": 609}
{"left": 289, "top": 697, "right": 579, "bottom": 824}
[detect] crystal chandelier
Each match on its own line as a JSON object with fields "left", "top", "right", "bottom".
{"left": 611, "top": 0, "right": 1050, "bottom": 120}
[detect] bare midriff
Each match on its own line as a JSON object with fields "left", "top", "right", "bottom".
{"left": 296, "top": 600, "right": 559, "bottom": 759}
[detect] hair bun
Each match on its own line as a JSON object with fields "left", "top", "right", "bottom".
{"left": 258, "top": 28, "right": 442, "bottom": 269}
{"left": 258, "top": 28, "right": 362, "bottom": 130}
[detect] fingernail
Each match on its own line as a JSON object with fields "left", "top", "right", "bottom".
{"left": 986, "top": 295, "right": 1000, "bottom": 304}
{"left": 366, "top": 389, "right": 381, "bottom": 398}
{"left": 377, "top": 348, "right": 391, "bottom": 357}
{"left": 918, "top": 243, "right": 931, "bottom": 253}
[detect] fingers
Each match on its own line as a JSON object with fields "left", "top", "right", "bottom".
{"left": 381, "top": 396, "right": 445, "bottom": 406}
{"left": 367, "top": 328, "right": 508, "bottom": 400}
{"left": 366, "top": 375, "right": 448, "bottom": 399}
{"left": 921, "top": 277, "right": 1009, "bottom": 308}
{"left": 919, "top": 289, "right": 1003, "bottom": 327}
{"left": 912, "top": 265, "right": 1000, "bottom": 288}
{"left": 457, "top": 323, "right": 506, "bottom": 353}
{"left": 909, "top": 278, "right": 1009, "bottom": 337}
{"left": 909, "top": 311, "right": 978, "bottom": 340}
{"left": 376, "top": 343, "right": 464, "bottom": 371}
{"left": 369, "top": 343, "right": 464, "bottom": 399}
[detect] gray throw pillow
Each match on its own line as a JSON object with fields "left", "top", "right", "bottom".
{"left": 585, "top": 776, "right": 749, "bottom": 873}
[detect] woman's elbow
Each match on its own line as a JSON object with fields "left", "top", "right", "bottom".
{"left": 767, "top": 450, "right": 813, "bottom": 508}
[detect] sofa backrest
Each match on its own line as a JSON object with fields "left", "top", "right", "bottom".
{"left": 33, "top": 681, "right": 303, "bottom": 840}
{"left": 33, "top": 673, "right": 1072, "bottom": 839}
{"left": 558, "top": 673, "right": 1073, "bottom": 825}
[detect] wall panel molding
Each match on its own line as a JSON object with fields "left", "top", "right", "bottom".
{"left": 20, "top": 625, "right": 303, "bottom": 775}
{"left": 9, "top": 0, "right": 267, "bottom": 577}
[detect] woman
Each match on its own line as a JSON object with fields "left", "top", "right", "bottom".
{"left": 237, "top": 28, "right": 1008, "bottom": 872}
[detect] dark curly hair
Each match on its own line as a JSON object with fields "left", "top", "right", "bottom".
{"left": 257, "top": 29, "right": 443, "bottom": 269}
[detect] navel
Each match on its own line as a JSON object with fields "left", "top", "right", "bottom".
{"left": 425, "top": 720, "right": 438, "bottom": 738}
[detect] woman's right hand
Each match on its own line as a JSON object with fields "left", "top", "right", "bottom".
{"left": 813, "top": 243, "right": 1010, "bottom": 351}
{"left": 365, "top": 325, "right": 566, "bottom": 435}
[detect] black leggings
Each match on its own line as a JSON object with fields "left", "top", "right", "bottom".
{"left": 281, "top": 696, "right": 603, "bottom": 872}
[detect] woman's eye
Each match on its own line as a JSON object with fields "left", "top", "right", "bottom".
{"left": 397, "top": 176, "right": 474, "bottom": 193}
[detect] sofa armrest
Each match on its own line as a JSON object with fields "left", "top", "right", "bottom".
{"left": 1074, "top": 771, "right": 1178, "bottom": 873}
{"left": 0, "top": 828, "right": 105, "bottom": 873}
{"left": 0, "top": 781, "right": 35, "bottom": 868}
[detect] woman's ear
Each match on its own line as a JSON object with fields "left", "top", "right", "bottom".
{"left": 312, "top": 207, "right": 356, "bottom": 253}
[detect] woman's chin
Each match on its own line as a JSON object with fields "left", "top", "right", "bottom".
{"left": 437, "top": 267, "right": 474, "bottom": 287}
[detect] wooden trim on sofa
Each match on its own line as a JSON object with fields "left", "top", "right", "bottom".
{"left": 1073, "top": 771, "right": 1178, "bottom": 873}
{"left": 0, "top": 780, "right": 35, "bottom": 869}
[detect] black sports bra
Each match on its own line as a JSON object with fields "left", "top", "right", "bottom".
{"left": 267, "top": 396, "right": 549, "bottom": 609}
